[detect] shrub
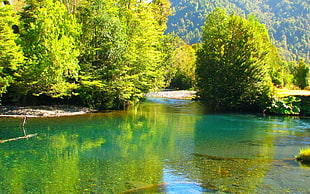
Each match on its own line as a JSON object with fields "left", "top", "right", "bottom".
{"left": 295, "top": 148, "right": 310, "bottom": 163}
{"left": 266, "top": 96, "right": 301, "bottom": 115}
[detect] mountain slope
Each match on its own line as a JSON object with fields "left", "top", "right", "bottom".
{"left": 166, "top": 0, "right": 309, "bottom": 62}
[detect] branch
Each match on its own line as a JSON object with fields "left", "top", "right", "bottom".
{"left": 0, "top": 134, "right": 38, "bottom": 144}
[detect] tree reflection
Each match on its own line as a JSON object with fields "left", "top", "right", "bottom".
{"left": 192, "top": 114, "right": 275, "bottom": 193}
{"left": 4, "top": 102, "right": 306, "bottom": 193}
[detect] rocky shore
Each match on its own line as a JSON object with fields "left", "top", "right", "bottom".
{"left": 0, "top": 105, "right": 96, "bottom": 118}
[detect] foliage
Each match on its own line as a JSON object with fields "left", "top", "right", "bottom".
{"left": 267, "top": 46, "right": 293, "bottom": 88}
{"left": 266, "top": 96, "right": 301, "bottom": 115}
{"left": 296, "top": 148, "right": 310, "bottom": 163}
{"left": 167, "top": 0, "right": 309, "bottom": 63}
{"left": 0, "top": 0, "right": 173, "bottom": 109}
{"left": 294, "top": 59, "right": 310, "bottom": 89}
{"left": 0, "top": 0, "right": 307, "bottom": 111}
{"left": 118, "top": 1, "right": 168, "bottom": 107}
{"left": 169, "top": 44, "right": 196, "bottom": 90}
{"left": 59, "top": 0, "right": 84, "bottom": 14}
{"left": 19, "top": 0, "right": 81, "bottom": 98}
{"left": 0, "top": 5, "right": 24, "bottom": 101}
{"left": 76, "top": 0, "right": 171, "bottom": 109}
{"left": 196, "top": 8, "right": 274, "bottom": 111}
{"left": 77, "top": 0, "right": 127, "bottom": 109}
{"left": 158, "top": 34, "right": 185, "bottom": 88}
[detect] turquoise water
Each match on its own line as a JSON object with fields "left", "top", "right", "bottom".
{"left": 0, "top": 98, "right": 310, "bottom": 193}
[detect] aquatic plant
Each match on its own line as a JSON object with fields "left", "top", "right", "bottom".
{"left": 295, "top": 148, "right": 310, "bottom": 163}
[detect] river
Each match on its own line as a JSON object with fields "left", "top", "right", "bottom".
{"left": 0, "top": 97, "right": 309, "bottom": 193}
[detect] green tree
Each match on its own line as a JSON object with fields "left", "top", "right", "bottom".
{"left": 170, "top": 44, "right": 196, "bottom": 90}
{"left": 167, "top": 0, "right": 309, "bottom": 63}
{"left": 294, "top": 59, "right": 309, "bottom": 89}
{"left": 118, "top": 1, "right": 167, "bottom": 107}
{"left": 77, "top": 0, "right": 170, "bottom": 109}
{"left": 19, "top": 0, "right": 81, "bottom": 99}
{"left": 59, "top": 0, "right": 84, "bottom": 14}
{"left": 267, "top": 45, "right": 294, "bottom": 88}
{"left": 150, "top": 0, "right": 172, "bottom": 29}
{"left": 158, "top": 34, "right": 185, "bottom": 88}
{"left": 77, "top": 0, "right": 127, "bottom": 109}
{"left": 0, "top": 4, "right": 24, "bottom": 102}
{"left": 196, "top": 8, "right": 274, "bottom": 111}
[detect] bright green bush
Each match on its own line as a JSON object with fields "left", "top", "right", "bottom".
{"left": 0, "top": 5, "right": 24, "bottom": 101}
{"left": 295, "top": 148, "right": 310, "bottom": 163}
{"left": 266, "top": 96, "right": 301, "bottom": 115}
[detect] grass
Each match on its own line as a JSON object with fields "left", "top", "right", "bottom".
{"left": 295, "top": 148, "right": 310, "bottom": 163}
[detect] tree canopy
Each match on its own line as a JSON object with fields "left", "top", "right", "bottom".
{"left": 196, "top": 8, "right": 274, "bottom": 111}
{"left": 167, "top": 0, "right": 309, "bottom": 63}
{"left": 1, "top": 0, "right": 174, "bottom": 109}
{"left": 76, "top": 0, "right": 172, "bottom": 109}
{"left": 19, "top": 0, "right": 81, "bottom": 98}
{"left": 0, "top": 4, "right": 24, "bottom": 101}
{"left": 0, "top": 0, "right": 308, "bottom": 111}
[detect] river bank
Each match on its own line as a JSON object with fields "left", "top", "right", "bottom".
{"left": 0, "top": 91, "right": 197, "bottom": 117}
{"left": 2, "top": 89, "right": 310, "bottom": 117}
{"left": 0, "top": 105, "right": 96, "bottom": 117}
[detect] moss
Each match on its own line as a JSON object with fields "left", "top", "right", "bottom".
{"left": 295, "top": 148, "right": 310, "bottom": 163}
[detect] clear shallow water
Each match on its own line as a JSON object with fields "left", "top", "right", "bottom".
{"left": 0, "top": 98, "right": 310, "bottom": 193}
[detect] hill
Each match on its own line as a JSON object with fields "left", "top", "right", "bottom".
{"left": 166, "top": 0, "right": 309, "bottom": 62}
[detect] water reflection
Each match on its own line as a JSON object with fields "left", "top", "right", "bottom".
{"left": 0, "top": 98, "right": 310, "bottom": 193}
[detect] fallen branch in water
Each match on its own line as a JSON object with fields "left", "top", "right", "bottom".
{"left": 0, "top": 133, "right": 38, "bottom": 144}
{"left": 21, "top": 116, "right": 27, "bottom": 136}
{"left": 0, "top": 116, "right": 38, "bottom": 144}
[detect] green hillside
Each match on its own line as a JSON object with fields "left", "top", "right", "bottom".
{"left": 166, "top": 0, "right": 309, "bottom": 62}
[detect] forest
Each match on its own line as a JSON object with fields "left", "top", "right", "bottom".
{"left": 167, "top": 0, "right": 309, "bottom": 63}
{"left": 0, "top": 0, "right": 309, "bottom": 112}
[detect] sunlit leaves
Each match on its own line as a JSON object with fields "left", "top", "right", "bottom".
{"left": 196, "top": 8, "right": 274, "bottom": 111}
{"left": 78, "top": 0, "right": 170, "bottom": 109}
{"left": 2, "top": 0, "right": 171, "bottom": 108}
{"left": 0, "top": 5, "right": 24, "bottom": 100}
{"left": 20, "top": 0, "right": 81, "bottom": 98}
{"left": 170, "top": 44, "right": 196, "bottom": 90}
{"left": 294, "top": 59, "right": 310, "bottom": 89}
